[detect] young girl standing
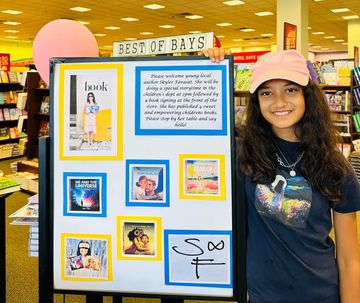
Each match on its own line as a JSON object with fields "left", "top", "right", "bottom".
{"left": 203, "top": 48, "right": 360, "bottom": 303}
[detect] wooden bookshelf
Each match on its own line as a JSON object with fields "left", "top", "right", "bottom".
{"left": 25, "top": 72, "right": 49, "bottom": 159}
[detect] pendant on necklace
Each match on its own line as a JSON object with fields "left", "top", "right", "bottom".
{"left": 290, "top": 170, "right": 296, "bottom": 177}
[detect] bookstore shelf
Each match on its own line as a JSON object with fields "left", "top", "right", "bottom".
{"left": 0, "top": 81, "right": 27, "bottom": 160}
{"left": 25, "top": 72, "right": 50, "bottom": 159}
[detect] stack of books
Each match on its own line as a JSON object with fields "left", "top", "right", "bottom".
{"left": 350, "top": 151, "right": 360, "bottom": 181}
{"left": 8, "top": 194, "right": 39, "bottom": 257}
{"left": 0, "top": 176, "right": 20, "bottom": 195}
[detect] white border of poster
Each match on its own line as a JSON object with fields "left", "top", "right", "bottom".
{"left": 51, "top": 56, "right": 239, "bottom": 299}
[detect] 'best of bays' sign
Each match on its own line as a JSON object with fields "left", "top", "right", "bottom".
{"left": 113, "top": 32, "right": 214, "bottom": 57}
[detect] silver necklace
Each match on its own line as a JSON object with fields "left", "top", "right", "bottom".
{"left": 275, "top": 150, "right": 304, "bottom": 177}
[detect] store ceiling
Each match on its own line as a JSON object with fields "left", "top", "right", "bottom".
{"left": 0, "top": 0, "right": 359, "bottom": 53}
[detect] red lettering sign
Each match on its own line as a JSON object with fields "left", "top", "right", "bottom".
{"left": 232, "top": 51, "right": 269, "bottom": 63}
{"left": 0, "top": 53, "right": 10, "bottom": 72}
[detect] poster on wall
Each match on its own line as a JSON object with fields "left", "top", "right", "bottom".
{"left": 50, "top": 55, "right": 245, "bottom": 300}
{"left": 284, "top": 22, "right": 297, "bottom": 50}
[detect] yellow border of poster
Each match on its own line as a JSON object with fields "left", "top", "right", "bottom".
{"left": 61, "top": 233, "right": 113, "bottom": 282}
{"left": 179, "top": 154, "right": 226, "bottom": 200}
{"left": 58, "top": 63, "right": 123, "bottom": 160}
{"left": 117, "top": 216, "right": 163, "bottom": 261}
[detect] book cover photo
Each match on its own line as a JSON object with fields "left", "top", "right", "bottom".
{"left": 63, "top": 235, "right": 112, "bottom": 281}
{"left": 69, "top": 178, "right": 100, "bottom": 212}
{"left": 63, "top": 172, "right": 106, "bottom": 217}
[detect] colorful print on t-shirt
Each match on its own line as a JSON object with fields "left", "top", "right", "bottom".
{"left": 254, "top": 170, "right": 312, "bottom": 227}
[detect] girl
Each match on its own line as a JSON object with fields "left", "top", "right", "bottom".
{"left": 84, "top": 92, "right": 99, "bottom": 146}
{"left": 203, "top": 48, "right": 360, "bottom": 303}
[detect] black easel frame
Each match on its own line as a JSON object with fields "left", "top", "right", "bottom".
{"left": 38, "top": 55, "right": 247, "bottom": 303}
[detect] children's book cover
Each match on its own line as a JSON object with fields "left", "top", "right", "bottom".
{"left": 69, "top": 178, "right": 100, "bottom": 211}
{"left": 117, "top": 216, "right": 162, "bottom": 261}
{"left": 179, "top": 154, "right": 226, "bottom": 200}
{"left": 62, "top": 233, "right": 112, "bottom": 281}
{"left": 63, "top": 172, "right": 106, "bottom": 217}
{"left": 58, "top": 63, "right": 123, "bottom": 160}
{"left": 126, "top": 159, "right": 169, "bottom": 207}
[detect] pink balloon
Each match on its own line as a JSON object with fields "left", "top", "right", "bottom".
{"left": 33, "top": 19, "right": 99, "bottom": 84}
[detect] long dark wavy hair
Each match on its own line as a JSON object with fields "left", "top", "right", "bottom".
{"left": 236, "top": 79, "right": 350, "bottom": 202}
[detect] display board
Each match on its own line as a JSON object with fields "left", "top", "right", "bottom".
{"left": 50, "top": 55, "right": 243, "bottom": 300}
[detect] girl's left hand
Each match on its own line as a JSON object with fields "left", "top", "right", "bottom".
{"left": 201, "top": 47, "right": 226, "bottom": 63}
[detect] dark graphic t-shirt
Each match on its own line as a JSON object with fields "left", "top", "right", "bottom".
{"left": 245, "top": 137, "right": 360, "bottom": 303}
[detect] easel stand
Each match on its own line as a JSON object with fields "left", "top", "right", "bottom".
{"left": 0, "top": 192, "right": 12, "bottom": 303}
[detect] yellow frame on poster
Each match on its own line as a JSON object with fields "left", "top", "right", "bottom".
{"left": 58, "top": 63, "right": 123, "bottom": 160}
{"left": 179, "top": 154, "right": 226, "bottom": 200}
{"left": 61, "top": 233, "right": 113, "bottom": 281}
{"left": 117, "top": 216, "right": 163, "bottom": 261}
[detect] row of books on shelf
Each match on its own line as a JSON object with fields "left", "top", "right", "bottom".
{"left": 0, "top": 108, "right": 27, "bottom": 122}
{"left": 8, "top": 194, "right": 39, "bottom": 257}
{"left": 352, "top": 112, "right": 360, "bottom": 132}
{"left": 0, "top": 70, "right": 22, "bottom": 84}
{"left": 352, "top": 86, "right": 360, "bottom": 106}
{"left": 324, "top": 90, "right": 350, "bottom": 112}
{"left": 0, "top": 90, "right": 19, "bottom": 104}
{"left": 0, "top": 140, "right": 26, "bottom": 159}
{"left": 0, "top": 126, "right": 26, "bottom": 140}
{"left": 353, "top": 66, "right": 360, "bottom": 86}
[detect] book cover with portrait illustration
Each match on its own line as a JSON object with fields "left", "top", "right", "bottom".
{"left": 122, "top": 221, "right": 156, "bottom": 256}
{"left": 69, "top": 178, "right": 100, "bottom": 212}
{"left": 131, "top": 166, "right": 164, "bottom": 202}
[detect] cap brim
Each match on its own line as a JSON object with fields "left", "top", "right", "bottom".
{"left": 250, "top": 70, "right": 309, "bottom": 93}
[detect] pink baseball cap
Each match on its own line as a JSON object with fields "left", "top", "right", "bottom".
{"left": 250, "top": 50, "right": 310, "bottom": 93}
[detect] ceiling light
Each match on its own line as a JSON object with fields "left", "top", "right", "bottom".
{"left": 312, "top": 32, "right": 325, "bottom": 35}
{"left": 103, "top": 46, "right": 113, "bottom": 49}
{"left": 125, "top": 38, "right": 137, "bottom": 41}
{"left": 223, "top": 0, "right": 245, "bottom": 6}
{"left": 308, "top": 26, "right": 312, "bottom": 29}
{"left": 189, "top": 31, "right": 202, "bottom": 34}
{"left": 159, "top": 25, "right": 175, "bottom": 28}
{"left": 121, "top": 17, "right": 139, "bottom": 22}
{"left": 334, "top": 39, "right": 344, "bottom": 42}
{"left": 261, "top": 33, "right": 273, "bottom": 37}
{"left": 185, "top": 15, "right": 203, "bottom": 19}
{"left": 5, "top": 36, "right": 17, "bottom": 39}
{"left": 342, "top": 42, "right": 348, "bottom": 45}
{"left": 321, "top": 48, "right": 329, "bottom": 50}
{"left": 216, "top": 35, "right": 225, "bottom": 38}
{"left": 78, "top": 21, "right": 90, "bottom": 25}
{"left": 140, "top": 32, "right": 153, "bottom": 35}
{"left": 312, "top": 45, "right": 321, "bottom": 48}
{"left": 105, "top": 26, "right": 120, "bottom": 30}
{"left": 255, "top": 11, "right": 273, "bottom": 16}
{"left": 144, "top": 4, "right": 165, "bottom": 9}
{"left": 324, "top": 36, "right": 335, "bottom": 39}
{"left": 1, "top": 10, "right": 22, "bottom": 15}
{"left": 342, "top": 15, "right": 359, "bottom": 20}
{"left": 3, "top": 21, "right": 21, "bottom": 25}
{"left": 314, "top": 0, "right": 325, "bottom": 2}
{"left": 4, "top": 30, "right": 19, "bottom": 33}
{"left": 94, "top": 33, "right": 107, "bottom": 37}
{"left": 70, "top": 7, "right": 91, "bottom": 12}
{"left": 241, "top": 28, "right": 255, "bottom": 32}
{"left": 232, "top": 38, "right": 244, "bottom": 41}
{"left": 216, "top": 23, "right": 232, "bottom": 27}
{"left": 331, "top": 8, "right": 349, "bottom": 13}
